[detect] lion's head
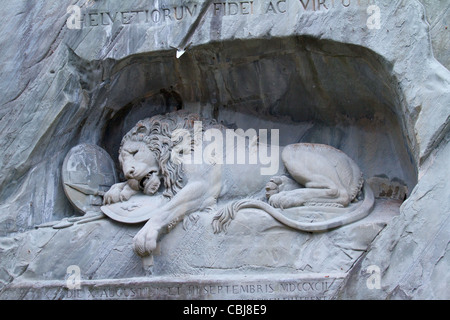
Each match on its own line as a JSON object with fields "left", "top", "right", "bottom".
{"left": 118, "top": 111, "right": 219, "bottom": 198}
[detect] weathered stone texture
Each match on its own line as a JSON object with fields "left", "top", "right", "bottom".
{"left": 0, "top": 0, "right": 449, "bottom": 299}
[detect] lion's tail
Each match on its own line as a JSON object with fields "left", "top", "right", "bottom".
{"left": 212, "top": 200, "right": 245, "bottom": 234}
{"left": 212, "top": 182, "right": 374, "bottom": 234}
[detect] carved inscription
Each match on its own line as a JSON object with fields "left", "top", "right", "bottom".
{"left": 213, "top": 1, "right": 255, "bottom": 16}
{"left": 5, "top": 274, "right": 346, "bottom": 299}
{"left": 69, "top": 0, "right": 376, "bottom": 29}
{"left": 298, "top": 0, "right": 368, "bottom": 11}
{"left": 213, "top": 1, "right": 288, "bottom": 15}
{"left": 78, "top": 4, "right": 199, "bottom": 28}
{"left": 62, "top": 277, "right": 343, "bottom": 300}
{"left": 71, "top": 1, "right": 290, "bottom": 29}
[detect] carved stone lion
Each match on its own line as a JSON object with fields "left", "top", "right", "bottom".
{"left": 103, "top": 111, "right": 374, "bottom": 257}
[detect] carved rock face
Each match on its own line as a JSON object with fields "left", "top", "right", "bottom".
{"left": 0, "top": 0, "right": 449, "bottom": 300}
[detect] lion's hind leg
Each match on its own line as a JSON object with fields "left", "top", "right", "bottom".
{"left": 268, "top": 175, "right": 350, "bottom": 209}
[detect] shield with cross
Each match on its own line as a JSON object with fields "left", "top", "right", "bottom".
{"left": 62, "top": 144, "right": 118, "bottom": 215}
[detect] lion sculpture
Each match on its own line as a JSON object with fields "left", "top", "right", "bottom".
{"left": 103, "top": 111, "right": 374, "bottom": 257}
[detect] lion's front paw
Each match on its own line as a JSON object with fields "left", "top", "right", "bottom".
{"left": 103, "top": 182, "right": 138, "bottom": 205}
{"left": 119, "top": 184, "right": 139, "bottom": 202}
{"left": 103, "top": 183, "right": 125, "bottom": 205}
{"left": 133, "top": 227, "right": 158, "bottom": 257}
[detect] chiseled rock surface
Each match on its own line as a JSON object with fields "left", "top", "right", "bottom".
{"left": 419, "top": 0, "right": 450, "bottom": 70}
{"left": 337, "top": 136, "right": 450, "bottom": 299}
{"left": 0, "top": 198, "right": 398, "bottom": 298}
{"left": 0, "top": 0, "right": 449, "bottom": 299}
{"left": 154, "top": 199, "right": 400, "bottom": 277}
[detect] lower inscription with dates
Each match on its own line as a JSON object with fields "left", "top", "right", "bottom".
{"left": 4, "top": 273, "right": 346, "bottom": 300}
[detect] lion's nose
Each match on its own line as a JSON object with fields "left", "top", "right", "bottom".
{"left": 125, "top": 166, "right": 136, "bottom": 179}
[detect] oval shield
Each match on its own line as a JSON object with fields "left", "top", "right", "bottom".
{"left": 62, "top": 144, "right": 118, "bottom": 214}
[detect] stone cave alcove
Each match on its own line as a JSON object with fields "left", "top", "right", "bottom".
{"left": 95, "top": 36, "right": 417, "bottom": 200}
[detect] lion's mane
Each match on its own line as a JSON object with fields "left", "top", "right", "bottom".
{"left": 119, "top": 110, "right": 220, "bottom": 199}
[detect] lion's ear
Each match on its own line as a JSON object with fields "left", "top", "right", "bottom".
{"left": 136, "top": 125, "right": 148, "bottom": 134}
